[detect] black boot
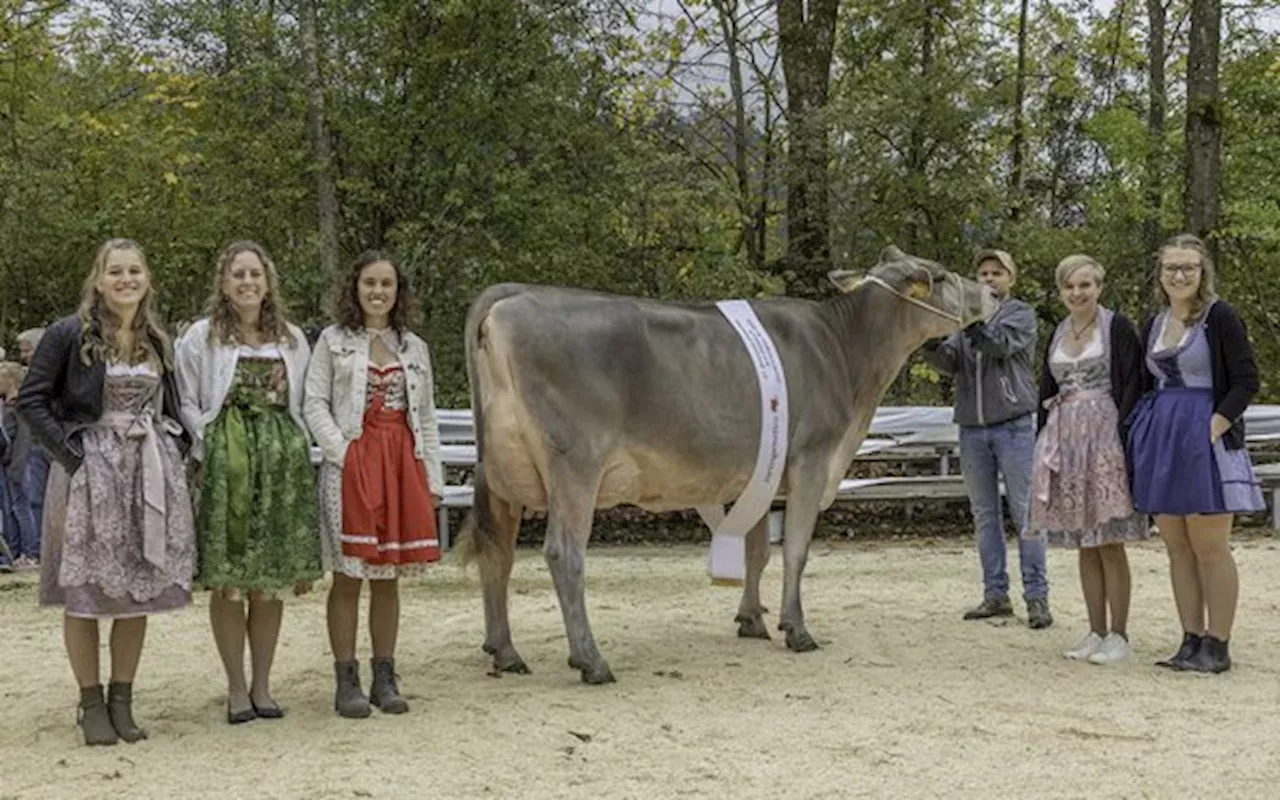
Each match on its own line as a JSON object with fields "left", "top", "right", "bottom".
{"left": 107, "top": 682, "right": 149, "bottom": 742}
{"left": 78, "top": 685, "right": 118, "bottom": 746}
{"left": 1181, "top": 635, "right": 1231, "bottom": 674}
{"left": 369, "top": 657, "right": 409, "bottom": 714}
{"left": 1156, "top": 632, "right": 1202, "bottom": 670}
{"left": 333, "top": 660, "right": 372, "bottom": 719}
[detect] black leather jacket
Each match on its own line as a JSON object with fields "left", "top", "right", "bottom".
{"left": 17, "top": 314, "right": 189, "bottom": 471}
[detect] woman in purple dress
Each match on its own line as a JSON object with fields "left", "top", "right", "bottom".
{"left": 1126, "top": 234, "right": 1263, "bottom": 674}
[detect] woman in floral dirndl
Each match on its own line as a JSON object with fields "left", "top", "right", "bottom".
{"left": 174, "top": 241, "right": 321, "bottom": 724}
{"left": 304, "top": 250, "right": 444, "bottom": 718}
{"left": 1126, "top": 234, "right": 1264, "bottom": 674}
{"left": 1027, "top": 255, "right": 1148, "bottom": 665}
{"left": 17, "top": 239, "right": 197, "bottom": 746}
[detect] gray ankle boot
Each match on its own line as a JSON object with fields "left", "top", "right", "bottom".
{"left": 369, "top": 657, "right": 409, "bottom": 714}
{"left": 107, "top": 682, "right": 149, "bottom": 742}
{"left": 78, "top": 685, "right": 118, "bottom": 746}
{"left": 333, "top": 660, "right": 372, "bottom": 719}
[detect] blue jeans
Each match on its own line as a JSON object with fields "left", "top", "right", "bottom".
{"left": 24, "top": 446, "right": 49, "bottom": 536}
{"left": 959, "top": 414, "right": 1048, "bottom": 601}
{"left": 0, "top": 470, "right": 39, "bottom": 561}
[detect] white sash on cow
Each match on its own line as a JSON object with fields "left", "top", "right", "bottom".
{"left": 697, "top": 300, "right": 788, "bottom": 585}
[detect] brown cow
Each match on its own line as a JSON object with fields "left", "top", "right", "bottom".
{"left": 460, "top": 247, "right": 996, "bottom": 683}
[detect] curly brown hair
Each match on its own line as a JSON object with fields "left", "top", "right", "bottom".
{"left": 76, "top": 239, "right": 173, "bottom": 369}
{"left": 332, "top": 249, "right": 419, "bottom": 333}
{"left": 204, "top": 240, "right": 296, "bottom": 347}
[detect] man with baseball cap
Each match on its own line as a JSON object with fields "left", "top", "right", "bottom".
{"left": 923, "top": 249, "right": 1051, "bottom": 628}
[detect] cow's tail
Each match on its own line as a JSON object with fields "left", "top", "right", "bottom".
{"left": 455, "top": 284, "right": 523, "bottom": 572}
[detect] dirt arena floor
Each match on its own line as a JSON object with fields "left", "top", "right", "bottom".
{"left": 3, "top": 535, "right": 1280, "bottom": 799}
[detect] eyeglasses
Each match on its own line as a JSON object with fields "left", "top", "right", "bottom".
{"left": 1161, "top": 264, "right": 1201, "bottom": 277}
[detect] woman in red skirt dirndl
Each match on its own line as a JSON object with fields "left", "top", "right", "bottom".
{"left": 304, "top": 250, "right": 445, "bottom": 718}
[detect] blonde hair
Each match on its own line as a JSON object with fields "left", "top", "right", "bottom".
{"left": 204, "top": 240, "right": 295, "bottom": 347}
{"left": 1155, "top": 233, "right": 1217, "bottom": 322}
{"left": 0, "top": 361, "right": 22, "bottom": 393}
{"left": 1055, "top": 254, "right": 1105, "bottom": 288}
{"left": 77, "top": 239, "right": 172, "bottom": 368}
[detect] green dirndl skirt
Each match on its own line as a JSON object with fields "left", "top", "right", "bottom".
{"left": 196, "top": 403, "right": 322, "bottom": 595}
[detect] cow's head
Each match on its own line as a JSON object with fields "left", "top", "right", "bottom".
{"left": 827, "top": 246, "right": 997, "bottom": 340}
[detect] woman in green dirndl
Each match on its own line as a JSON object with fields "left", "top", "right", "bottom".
{"left": 175, "top": 240, "right": 321, "bottom": 723}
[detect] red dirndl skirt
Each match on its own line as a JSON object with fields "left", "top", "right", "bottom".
{"left": 340, "top": 401, "right": 439, "bottom": 565}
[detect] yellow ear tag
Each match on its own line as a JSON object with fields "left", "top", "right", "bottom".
{"left": 907, "top": 282, "right": 931, "bottom": 299}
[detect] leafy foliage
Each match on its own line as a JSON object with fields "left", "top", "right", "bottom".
{"left": 2, "top": 0, "right": 1278, "bottom": 405}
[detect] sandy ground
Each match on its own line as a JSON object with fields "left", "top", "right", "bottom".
{"left": 3, "top": 536, "right": 1280, "bottom": 799}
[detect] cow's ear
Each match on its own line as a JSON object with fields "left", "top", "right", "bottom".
{"left": 906, "top": 265, "right": 935, "bottom": 298}
{"left": 879, "top": 245, "right": 907, "bottom": 263}
{"left": 828, "top": 269, "right": 863, "bottom": 294}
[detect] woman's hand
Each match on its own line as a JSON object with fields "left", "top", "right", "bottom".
{"left": 1210, "top": 412, "right": 1232, "bottom": 443}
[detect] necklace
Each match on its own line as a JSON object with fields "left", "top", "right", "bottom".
{"left": 1069, "top": 314, "right": 1097, "bottom": 340}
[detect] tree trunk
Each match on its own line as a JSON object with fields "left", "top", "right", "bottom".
{"left": 1184, "top": 0, "right": 1221, "bottom": 249}
{"left": 714, "top": 0, "right": 763, "bottom": 271}
{"left": 1143, "top": 0, "right": 1166, "bottom": 255}
{"left": 299, "top": 0, "right": 340, "bottom": 275}
{"left": 757, "top": 83, "right": 774, "bottom": 269}
{"left": 778, "top": 0, "right": 840, "bottom": 295}
{"left": 1009, "top": 0, "right": 1030, "bottom": 220}
{"left": 906, "top": 2, "right": 936, "bottom": 250}
{"left": 219, "top": 0, "right": 239, "bottom": 74}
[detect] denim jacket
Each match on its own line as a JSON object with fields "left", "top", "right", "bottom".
{"left": 303, "top": 324, "right": 444, "bottom": 497}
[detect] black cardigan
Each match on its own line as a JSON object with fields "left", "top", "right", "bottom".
{"left": 1138, "top": 300, "right": 1258, "bottom": 451}
{"left": 1037, "top": 311, "right": 1144, "bottom": 439}
{"left": 17, "top": 314, "right": 188, "bottom": 471}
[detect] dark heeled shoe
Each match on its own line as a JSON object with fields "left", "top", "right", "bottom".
{"left": 1156, "top": 632, "right": 1202, "bottom": 670}
{"left": 107, "top": 682, "right": 149, "bottom": 742}
{"left": 251, "top": 699, "right": 285, "bottom": 720}
{"left": 1180, "top": 635, "right": 1232, "bottom": 674}
{"left": 226, "top": 701, "right": 257, "bottom": 725}
{"left": 78, "top": 685, "right": 119, "bottom": 746}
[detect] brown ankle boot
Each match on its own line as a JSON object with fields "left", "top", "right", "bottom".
{"left": 78, "top": 685, "right": 118, "bottom": 746}
{"left": 369, "top": 657, "right": 409, "bottom": 714}
{"left": 107, "top": 682, "right": 149, "bottom": 742}
{"left": 333, "top": 660, "right": 372, "bottom": 719}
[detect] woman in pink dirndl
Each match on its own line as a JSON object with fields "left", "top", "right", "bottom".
{"left": 1027, "top": 255, "right": 1148, "bottom": 665}
{"left": 18, "top": 239, "right": 196, "bottom": 745}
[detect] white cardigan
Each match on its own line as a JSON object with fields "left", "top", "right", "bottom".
{"left": 174, "top": 318, "right": 312, "bottom": 462}
{"left": 303, "top": 324, "right": 444, "bottom": 497}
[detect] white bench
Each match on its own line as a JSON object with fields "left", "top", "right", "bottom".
{"left": 320, "top": 406, "right": 1280, "bottom": 548}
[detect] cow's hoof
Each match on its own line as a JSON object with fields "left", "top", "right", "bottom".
{"left": 579, "top": 665, "right": 616, "bottom": 685}
{"left": 494, "top": 654, "right": 531, "bottom": 674}
{"left": 785, "top": 628, "right": 820, "bottom": 652}
{"left": 735, "top": 614, "right": 771, "bottom": 640}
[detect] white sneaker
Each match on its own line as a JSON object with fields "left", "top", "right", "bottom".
{"left": 1088, "top": 632, "right": 1132, "bottom": 665}
{"left": 1064, "top": 631, "right": 1104, "bottom": 660}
